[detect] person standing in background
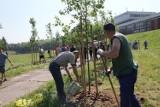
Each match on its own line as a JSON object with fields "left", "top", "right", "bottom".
{"left": 61, "top": 44, "right": 67, "bottom": 52}
{"left": 137, "top": 40, "right": 140, "bottom": 50}
{"left": 144, "top": 40, "right": 148, "bottom": 49}
{"left": 39, "top": 47, "right": 45, "bottom": 63}
{"left": 0, "top": 48, "right": 13, "bottom": 83}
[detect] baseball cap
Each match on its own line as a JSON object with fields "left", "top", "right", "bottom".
{"left": 104, "top": 23, "right": 115, "bottom": 31}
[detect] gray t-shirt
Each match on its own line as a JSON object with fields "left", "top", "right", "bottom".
{"left": 0, "top": 53, "right": 8, "bottom": 66}
{"left": 51, "top": 51, "right": 75, "bottom": 66}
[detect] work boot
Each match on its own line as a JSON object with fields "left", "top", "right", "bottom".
{"left": 58, "top": 96, "right": 66, "bottom": 104}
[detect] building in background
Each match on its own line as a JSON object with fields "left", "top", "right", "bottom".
{"left": 114, "top": 11, "right": 160, "bottom": 34}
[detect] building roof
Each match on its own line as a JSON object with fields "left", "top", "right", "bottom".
{"left": 118, "top": 12, "right": 160, "bottom": 27}
{"left": 114, "top": 11, "right": 156, "bottom": 19}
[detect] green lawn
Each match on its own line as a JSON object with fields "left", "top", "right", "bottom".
{"left": 127, "top": 29, "right": 160, "bottom": 49}
{"left": 4, "top": 52, "right": 52, "bottom": 79}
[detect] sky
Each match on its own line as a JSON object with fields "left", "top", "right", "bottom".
{"left": 0, "top": 0, "right": 159, "bottom": 44}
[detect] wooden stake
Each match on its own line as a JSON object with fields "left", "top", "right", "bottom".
{"left": 80, "top": 16, "right": 86, "bottom": 95}
{"left": 91, "top": 25, "right": 98, "bottom": 95}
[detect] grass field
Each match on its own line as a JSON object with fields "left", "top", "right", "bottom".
{"left": 4, "top": 52, "right": 53, "bottom": 79}
{"left": 4, "top": 29, "right": 160, "bottom": 107}
{"left": 127, "top": 29, "right": 160, "bottom": 49}
{"left": 126, "top": 29, "right": 160, "bottom": 106}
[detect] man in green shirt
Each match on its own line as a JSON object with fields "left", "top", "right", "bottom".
{"left": 98, "top": 23, "right": 140, "bottom": 107}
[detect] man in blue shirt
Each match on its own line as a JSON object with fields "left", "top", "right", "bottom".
{"left": 0, "top": 48, "right": 13, "bottom": 83}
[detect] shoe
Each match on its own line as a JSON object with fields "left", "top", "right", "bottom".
{"left": 0, "top": 80, "right": 2, "bottom": 84}
{"left": 65, "top": 100, "right": 77, "bottom": 106}
{"left": 3, "top": 78, "right": 7, "bottom": 82}
{"left": 58, "top": 96, "right": 66, "bottom": 104}
{"left": 58, "top": 98, "right": 66, "bottom": 105}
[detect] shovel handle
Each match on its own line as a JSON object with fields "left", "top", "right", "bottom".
{"left": 101, "top": 58, "right": 120, "bottom": 107}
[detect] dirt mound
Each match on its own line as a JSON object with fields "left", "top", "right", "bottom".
{"left": 69, "top": 86, "right": 119, "bottom": 107}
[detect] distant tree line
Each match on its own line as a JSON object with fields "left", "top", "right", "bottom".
{"left": 7, "top": 39, "right": 56, "bottom": 54}
{"left": 0, "top": 37, "right": 7, "bottom": 50}
{"left": 0, "top": 37, "right": 58, "bottom": 54}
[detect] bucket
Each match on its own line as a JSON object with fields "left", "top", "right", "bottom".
{"left": 67, "top": 82, "right": 81, "bottom": 96}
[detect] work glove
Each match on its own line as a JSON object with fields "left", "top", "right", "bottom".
{"left": 103, "top": 67, "right": 112, "bottom": 77}
{"left": 105, "top": 70, "right": 111, "bottom": 77}
{"left": 97, "top": 49, "right": 104, "bottom": 55}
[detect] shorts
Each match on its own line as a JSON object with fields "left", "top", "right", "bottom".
{"left": 0, "top": 66, "right": 5, "bottom": 74}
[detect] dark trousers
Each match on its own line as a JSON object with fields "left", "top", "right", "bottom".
{"left": 117, "top": 69, "right": 141, "bottom": 107}
{"left": 49, "top": 63, "right": 66, "bottom": 101}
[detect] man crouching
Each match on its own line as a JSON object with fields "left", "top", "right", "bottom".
{"left": 49, "top": 50, "right": 80, "bottom": 103}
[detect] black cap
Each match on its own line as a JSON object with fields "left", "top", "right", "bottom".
{"left": 104, "top": 23, "right": 115, "bottom": 31}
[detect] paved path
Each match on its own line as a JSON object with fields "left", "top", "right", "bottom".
{"left": 0, "top": 69, "right": 52, "bottom": 106}
{"left": 0, "top": 57, "right": 83, "bottom": 107}
{"left": 0, "top": 67, "right": 72, "bottom": 107}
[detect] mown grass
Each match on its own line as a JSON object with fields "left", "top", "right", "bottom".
{"left": 4, "top": 52, "right": 53, "bottom": 79}
{"left": 127, "top": 29, "right": 160, "bottom": 106}
{"left": 132, "top": 50, "right": 160, "bottom": 107}
{"left": 127, "top": 29, "right": 160, "bottom": 49}
{"left": 4, "top": 29, "right": 160, "bottom": 107}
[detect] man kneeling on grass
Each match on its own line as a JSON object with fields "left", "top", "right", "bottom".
{"left": 0, "top": 48, "right": 13, "bottom": 83}
{"left": 49, "top": 50, "right": 80, "bottom": 103}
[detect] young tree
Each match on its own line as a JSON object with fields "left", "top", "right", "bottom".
{"left": 0, "top": 23, "right": 3, "bottom": 48}
{"left": 46, "top": 23, "right": 53, "bottom": 39}
{"left": 0, "top": 23, "right": 2, "bottom": 29}
{"left": 29, "top": 18, "right": 38, "bottom": 64}
{"left": 46, "top": 23, "right": 55, "bottom": 49}
{"left": 0, "top": 39, "right": 2, "bottom": 48}
{"left": 0, "top": 37, "right": 7, "bottom": 50}
{"left": 54, "top": 31, "right": 62, "bottom": 47}
{"left": 56, "top": 0, "right": 106, "bottom": 95}
{"left": 53, "top": 16, "right": 74, "bottom": 45}
{"left": 2, "top": 37, "right": 7, "bottom": 50}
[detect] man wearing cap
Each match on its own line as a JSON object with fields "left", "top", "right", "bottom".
{"left": 98, "top": 23, "right": 141, "bottom": 107}
{"left": 49, "top": 50, "right": 80, "bottom": 103}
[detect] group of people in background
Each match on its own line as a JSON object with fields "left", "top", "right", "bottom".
{"left": 131, "top": 40, "right": 140, "bottom": 50}
{"left": 55, "top": 43, "right": 105, "bottom": 61}
{"left": 39, "top": 41, "right": 108, "bottom": 65}
{"left": 131, "top": 40, "right": 148, "bottom": 50}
